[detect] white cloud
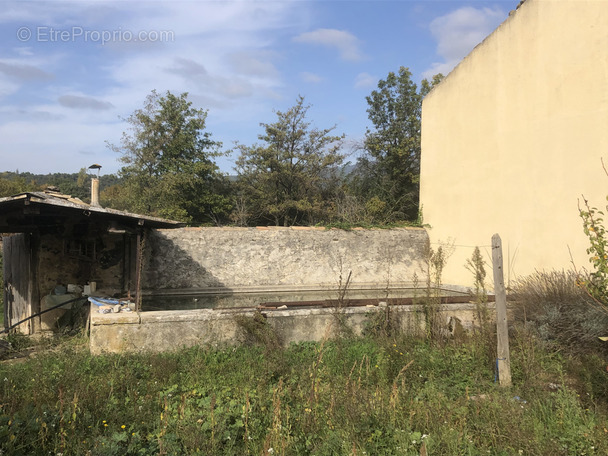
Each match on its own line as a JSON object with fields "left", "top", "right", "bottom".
{"left": 0, "top": 60, "right": 54, "bottom": 99}
{"left": 423, "top": 6, "right": 506, "bottom": 79}
{"left": 0, "top": 79, "right": 20, "bottom": 98}
{"left": 165, "top": 57, "right": 254, "bottom": 99}
{"left": 0, "top": 118, "right": 120, "bottom": 174}
{"left": 166, "top": 57, "right": 208, "bottom": 79}
{"left": 293, "top": 28, "right": 364, "bottom": 62}
{"left": 0, "top": 0, "right": 309, "bottom": 173}
{"left": 300, "top": 72, "right": 322, "bottom": 83}
{"left": 14, "top": 47, "right": 34, "bottom": 57}
{"left": 94, "top": 2, "right": 300, "bottom": 108}
{"left": 354, "top": 72, "right": 376, "bottom": 90}
{"left": 0, "top": 108, "right": 63, "bottom": 123}
{"left": 0, "top": 2, "right": 71, "bottom": 23}
{"left": 58, "top": 94, "right": 114, "bottom": 110}
{"left": 228, "top": 51, "right": 279, "bottom": 78}
{"left": 0, "top": 61, "right": 53, "bottom": 81}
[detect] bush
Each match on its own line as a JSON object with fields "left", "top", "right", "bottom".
{"left": 511, "top": 270, "right": 608, "bottom": 353}
{"left": 579, "top": 196, "right": 608, "bottom": 303}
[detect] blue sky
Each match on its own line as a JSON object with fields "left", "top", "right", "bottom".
{"left": 0, "top": 0, "right": 518, "bottom": 176}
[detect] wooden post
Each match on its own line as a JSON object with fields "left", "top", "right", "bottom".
{"left": 134, "top": 231, "right": 142, "bottom": 312}
{"left": 492, "top": 234, "right": 512, "bottom": 387}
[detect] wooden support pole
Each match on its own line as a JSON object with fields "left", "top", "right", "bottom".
{"left": 134, "top": 231, "right": 142, "bottom": 312}
{"left": 492, "top": 233, "right": 512, "bottom": 387}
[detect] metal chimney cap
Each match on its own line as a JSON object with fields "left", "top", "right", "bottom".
{"left": 88, "top": 164, "right": 102, "bottom": 178}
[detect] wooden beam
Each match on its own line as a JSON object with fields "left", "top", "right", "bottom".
{"left": 134, "top": 231, "right": 142, "bottom": 312}
{"left": 492, "top": 233, "right": 512, "bottom": 387}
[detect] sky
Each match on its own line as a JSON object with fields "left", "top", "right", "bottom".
{"left": 0, "top": 0, "right": 519, "bottom": 176}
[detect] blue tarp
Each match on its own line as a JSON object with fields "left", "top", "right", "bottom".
{"left": 88, "top": 297, "right": 122, "bottom": 307}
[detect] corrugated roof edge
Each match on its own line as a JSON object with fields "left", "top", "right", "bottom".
{"left": 0, "top": 192, "right": 184, "bottom": 228}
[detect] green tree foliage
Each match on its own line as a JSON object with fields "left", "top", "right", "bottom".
{"left": 0, "top": 173, "right": 36, "bottom": 198}
{"left": 99, "top": 183, "right": 132, "bottom": 211}
{"left": 108, "top": 90, "right": 232, "bottom": 224}
{"left": 578, "top": 196, "right": 608, "bottom": 308}
{"left": 353, "top": 67, "right": 443, "bottom": 222}
{"left": 0, "top": 171, "right": 122, "bottom": 202}
{"left": 46, "top": 169, "right": 90, "bottom": 201}
{"left": 234, "top": 96, "right": 345, "bottom": 226}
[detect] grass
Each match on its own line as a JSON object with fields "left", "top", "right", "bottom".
{"left": 318, "top": 220, "right": 427, "bottom": 231}
{"left": 1, "top": 328, "right": 607, "bottom": 456}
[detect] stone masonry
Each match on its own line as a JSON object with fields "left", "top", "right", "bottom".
{"left": 143, "top": 227, "right": 429, "bottom": 292}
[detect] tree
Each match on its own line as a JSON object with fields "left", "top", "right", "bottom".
{"left": 99, "top": 182, "right": 132, "bottom": 211}
{"left": 0, "top": 173, "right": 37, "bottom": 197}
{"left": 47, "top": 169, "right": 90, "bottom": 201}
{"left": 354, "top": 67, "right": 443, "bottom": 222}
{"left": 108, "top": 90, "right": 232, "bottom": 224}
{"left": 0, "top": 171, "right": 123, "bottom": 201}
{"left": 234, "top": 96, "right": 345, "bottom": 226}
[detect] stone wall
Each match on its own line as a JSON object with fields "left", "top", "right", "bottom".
{"left": 90, "top": 302, "right": 492, "bottom": 354}
{"left": 90, "top": 227, "right": 493, "bottom": 354}
{"left": 37, "top": 232, "right": 127, "bottom": 297}
{"left": 143, "top": 227, "right": 429, "bottom": 292}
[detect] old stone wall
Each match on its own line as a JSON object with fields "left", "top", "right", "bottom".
{"left": 90, "top": 302, "right": 492, "bottom": 354}
{"left": 37, "top": 232, "right": 126, "bottom": 297}
{"left": 143, "top": 227, "right": 429, "bottom": 291}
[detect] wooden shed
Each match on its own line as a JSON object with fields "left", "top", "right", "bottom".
{"left": 0, "top": 188, "right": 182, "bottom": 333}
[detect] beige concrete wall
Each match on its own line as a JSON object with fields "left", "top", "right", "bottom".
{"left": 420, "top": 0, "right": 608, "bottom": 287}
{"left": 90, "top": 302, "right": 493, "bottom": 354}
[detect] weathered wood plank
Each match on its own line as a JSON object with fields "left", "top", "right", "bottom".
{"left": 3, "top": 234, "right": 34, "bottom": 333}
{"left": 492, "top": 233, "right": 512, "bottom": 387}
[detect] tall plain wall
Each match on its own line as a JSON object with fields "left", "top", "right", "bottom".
{"left": 144, "top": 227, "right": 428, "bottom": 292}
{"left": 420, "top": 0, "right": 608, "bottom": 286}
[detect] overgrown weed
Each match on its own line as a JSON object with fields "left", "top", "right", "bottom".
{"left": 419, "top": 239, "right": 455, "bottom": 344}
{"left": 2, "top": 301, "right": 607, "bottom": 455}
{"left": 330, "top": 259, "right": 355, "bottom": 339}
{"left": 4, "top": 258, "right": 605, "bottom": 455}
{"left": 512, "top": 269, "right": 608, "bottom": 354}
{"left": 465, "top": 246, "right": 497, "bottom": 368}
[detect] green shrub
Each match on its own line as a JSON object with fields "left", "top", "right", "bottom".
{"left": 511, "top": 270, "right": 608, "bottom": 353}
{"left": 579, "top": 196, "right": 608, "bottom": 304}
{"left": 234, "top": 311, "right": 281, "bottom": 349}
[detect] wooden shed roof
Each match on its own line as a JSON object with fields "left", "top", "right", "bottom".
{"left": 0, "top": 190, "right": 184, "bottom": 233}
